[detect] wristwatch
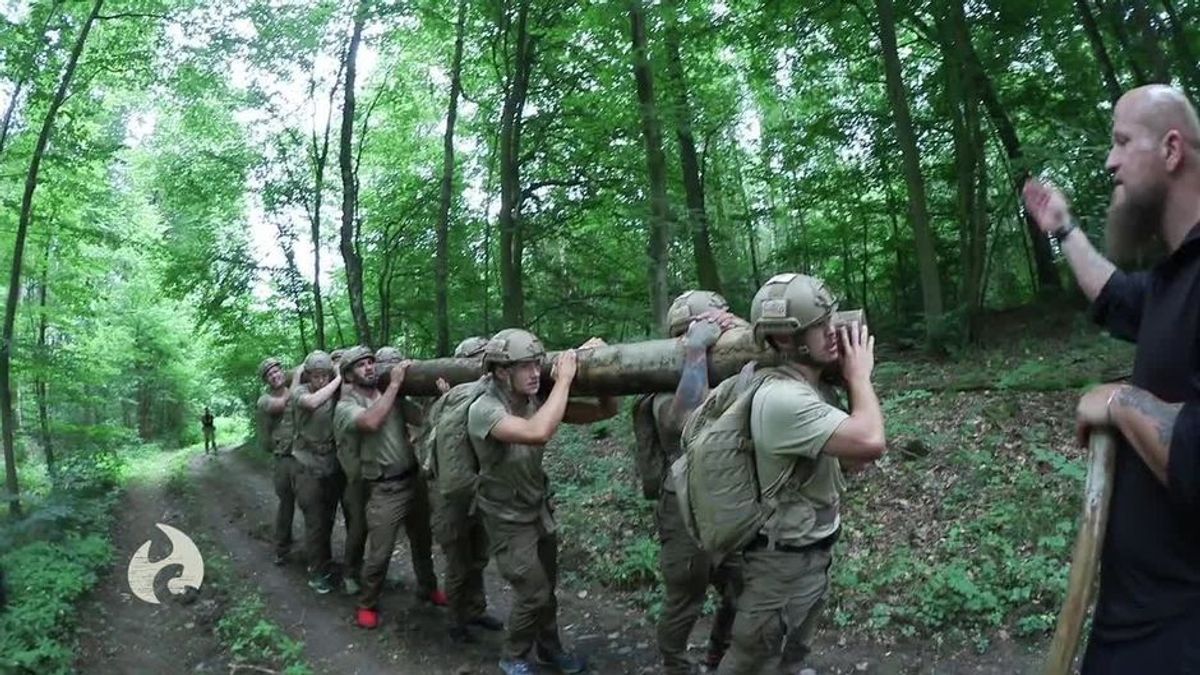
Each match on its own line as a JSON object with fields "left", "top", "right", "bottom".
{"left": 1051, "top": 220, "right": 1078, "bottom": 241}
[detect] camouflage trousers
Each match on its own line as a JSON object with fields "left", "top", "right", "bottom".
{"left": 432, "top": 488, "right": 490, "bottom": 626}
{"left": 271, "top": 455, "right": 299, "bottom": 558}
{"left": 656, "top": 492, "right": 741, "bottom": 675}
{"left": 717, "top": 546, "right": 831, "bottom": 675}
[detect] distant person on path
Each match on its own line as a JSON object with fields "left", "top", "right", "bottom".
{"left": 1024, "top": 84, "right": 1200, "bottom": 673}
{"left": 201, "top": 407, "right": 216, "bottom": 455}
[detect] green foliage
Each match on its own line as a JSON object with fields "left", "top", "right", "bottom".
{"left": 216, "top": 595, "right": 310, "bottom": 674}
{"left": 832, "top": 416, "right": 1082, "bottom": 643}
{"left": 0, "top": 473, "right": 117, "bottom": 675}
{"left": 546, "top": 420, "right": 659, "bottom": 600}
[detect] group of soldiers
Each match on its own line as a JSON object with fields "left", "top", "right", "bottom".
{"left": 245, "top": 83, "right": 1200, "bottom": 675}
{"left": 254, "top": 271, "right": 885, "bottom": 675}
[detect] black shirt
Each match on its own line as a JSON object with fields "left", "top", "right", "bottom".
{"left": 1090, "top": 222, "right": 1200, "bottom": 641}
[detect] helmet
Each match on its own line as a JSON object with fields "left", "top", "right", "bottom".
{"left": 482, "top": 328, "right": 545, "bottom": 368}
{"left": 303, "top": 350, "right": 334, "bottom": 373}
{"left": 453, "top": 336, "right": 489, "bottom": 359}
{"left": 750, "top": 273, "right": 838, "bottom": 346}
{"left": 339, "top": 345, "right": 374, "bottom": 376}
{"left": 666, "top": 290, "right": 730, "bottom": 337}
{"left": 374, "top": 346, "right": 405, "bottom": 364}
{"left": 258, "top": 357, "right": 283, "bottom": 381}
{"left": 330, "top": 348, "right": 345, "bottom": 363}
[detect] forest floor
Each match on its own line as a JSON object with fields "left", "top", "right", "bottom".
{"left": 73, "top": 305, "right": 1131, "bottom": 674}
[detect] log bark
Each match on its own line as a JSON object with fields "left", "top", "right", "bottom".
{"left": 392, "top": 313, "right": 863, "bottom": 397}
{"left": 1043, "top": 430, "right": 1116, "bottom": 675}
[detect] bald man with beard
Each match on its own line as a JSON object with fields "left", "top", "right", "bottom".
{"left": 1025, "top": 85, "right": 1200, "bottom": 673}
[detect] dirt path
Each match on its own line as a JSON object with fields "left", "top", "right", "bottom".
{"left": 75, "top": 479, "right": 228, "bottom": 673}
{"left": 76, "top": 444, "right": 1048, "bottom": 675}
{"left": 193, "top": 447, "right": 661, "bottom": 674}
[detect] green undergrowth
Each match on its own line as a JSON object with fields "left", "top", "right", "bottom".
{"left": 170, "top": 453, "right": 311, "bottom": 674}
{"left": 1, "top": 441, "right": 196, "bottom": 674}
{"left": 545, "top": 418, "right": 664, "bottom": 615}
{"left": 876, "top": 327, "right": 1133, "bottom": 393}
{"left": 543, "top": 328, "right": 1110, "bottom": 651}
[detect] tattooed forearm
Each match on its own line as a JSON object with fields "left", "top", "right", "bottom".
{"left": 667, "top": 347, "right": 711, "bottom": 431}
{"left": 1117, "top": 386, "right": 1181, "bottom": 447}
{"left": 1111, "top": 386, "right": 1181, "bottom": 485}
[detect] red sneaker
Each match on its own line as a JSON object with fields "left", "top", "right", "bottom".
{"left": 356, "top": 607, "right": 380, "bottom": 629}
{"left": 428, "top": 589, "right": 449, "bottom": 607}
{"left": 704, "top": 647, "right": 725, "bottom": 669}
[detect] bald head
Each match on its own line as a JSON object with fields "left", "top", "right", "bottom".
{"left": 1117, "top": 85, "right": 1200, "bottom": 151}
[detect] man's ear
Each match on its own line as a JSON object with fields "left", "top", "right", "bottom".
{"left": 1163, "top": 129, "right": 1185, "bottom": 172}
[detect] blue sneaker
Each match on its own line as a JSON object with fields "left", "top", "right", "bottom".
{"left": 498, "top": 658, "right": 538, "bottom": 675}
{"left": 536, "top": 651, "right": 586, "bottom": 674}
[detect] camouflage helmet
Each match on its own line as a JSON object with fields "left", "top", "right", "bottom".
{"left": 374, "top": 346, "right": 405, "bottom": 365}
{"left": 339, "top": 345, "right": 374, "bottom": 376}
{"left": 303, "top": 350, "right": 334, "bottom": 373}
{"left": 750, "top": 273, "right": 838, "bottom": 346}
{"left": 482, "top": 328, "right": 546, "bottom": 368}
{"left": 258, "top": 357, "right": 283, "bottom": 381}
{"left": 666, "top": 290, "right": 730, "bottom": 337}
{"left": 330, "top": 348, "right": 345, "bottom": 364}
{"left": 453, "top": 336, "right": 489, "bottom": 359}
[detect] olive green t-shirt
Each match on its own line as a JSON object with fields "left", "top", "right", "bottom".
{"left": 750, "top": 364, "right": 850, "bottom": 546}
{"left": 290, "top": 383, "right": 338, "bottom": 475}
{"left": 467, "top": 380, "right": 548, "bottom": 524}
{"left": 334, "top": 387, "right": 416, "bottom": 481}
{"left": 257, "top": 390, "right": 294, "bottom": 457}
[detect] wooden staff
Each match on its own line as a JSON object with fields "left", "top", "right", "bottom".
{"left": 1043, "top": 429, "right": 1117, "bottom": 675}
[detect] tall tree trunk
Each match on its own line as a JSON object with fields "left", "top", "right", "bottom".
{"left": 435, "top": 0, "right": 467, "bottom": 356}
{"left": 966, "top": 128, "right": 991, "bottom": 341}
{"left": 662, "top": 0, "right": 720, "bottom": 294}
{"left": 1075, "top": 0, "right": 1125, "bottom": 103}
{"left": 732, "top": 158, "right": 762, "bottom": 288}
{"left": 339, "top": 1, "right": 373, "bottom": 346}
{"left": 1161, "top": 0, "right": 1200, "bottom": 97}
{"left": 1127, "top": 1, "right": 1172, "bottom": 83}
{"left": 308, "top": 75, "right": 340, "bottom": 351}
{"left": 875, "top": 0, "right": 944, "bottom": 342}
{"left": 941, "top": 0, "right": 976, "bottom": 311}
{"left": 629, "top": 0, "right": 672, "bottom": 333}
{"left": 35, "top": 241, "right": 53, "bottom": 480}
{"left": 498, "top": 0, "right": 533, "bottom": 327}
{"left": 910, "top": 12, "right": 1062, "bottom": 294}
{"left": 1095, "top": 0, "right": 1149, "bottom": 84}
{"left": 1, "top": 0, "right": 103, "bottom": 517}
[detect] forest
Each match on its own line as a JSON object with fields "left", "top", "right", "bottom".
{"left": 0, "top": 0, "right": 1193, "bottom": 673}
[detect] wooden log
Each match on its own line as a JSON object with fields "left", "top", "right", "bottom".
{"left": 1043, "top": 430, "right": 1116, "bottom": 675}
{"left": 393, "top": 310, "right": 865, "bottom": 397}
